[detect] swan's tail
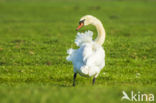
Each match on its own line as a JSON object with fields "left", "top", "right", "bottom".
{"left": 80, "top": 65, "right": 99, "bottom": 77}
{"left": 75, "top": 30, "right": 93, "bottom": 46}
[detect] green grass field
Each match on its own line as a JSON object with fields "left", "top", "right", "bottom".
{"left": 0, "top": 0, "right": 156, "bottom": 102}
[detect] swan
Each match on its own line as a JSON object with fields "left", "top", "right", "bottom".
{"left": 66, "top": 15, "right": 106, "bottom": 86}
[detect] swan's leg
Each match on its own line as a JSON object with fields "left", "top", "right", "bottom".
{"left": 73, "top": 73, "right": 77, "bottom": 86}
{"left": 92, "top": 77, "right": 96, "bottom": 85}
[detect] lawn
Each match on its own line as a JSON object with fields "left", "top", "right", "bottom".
{"left": 0, "top": 0, "right": 156, "bottom": 103}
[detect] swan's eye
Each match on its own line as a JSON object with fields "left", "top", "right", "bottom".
{"left": 79, "top": 19, "right": 85, "bottom": 25}
{"left": 76, "top": 19, "right": 85, "bottom": 31}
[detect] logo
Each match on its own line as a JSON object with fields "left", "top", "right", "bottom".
{"left": 121, "top": 91, "right": 154, "bottom": 102}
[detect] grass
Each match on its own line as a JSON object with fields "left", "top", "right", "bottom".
{"left": 0, "top": 0, "right": 156, "bottom": 102}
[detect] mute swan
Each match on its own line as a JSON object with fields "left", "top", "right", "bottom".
{"left": 66, "top": 15, "right": 106, "bottom": 86}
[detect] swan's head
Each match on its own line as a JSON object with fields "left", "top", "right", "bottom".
{"left": 76, "top": 15, "right": 98, "bottom": 31}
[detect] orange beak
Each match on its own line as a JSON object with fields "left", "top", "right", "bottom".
{"left": 76, "top": 23, "right": 84, "bottom": 31}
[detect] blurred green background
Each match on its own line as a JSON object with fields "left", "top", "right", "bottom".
{"left": 0, "top": 0, "right": 156, "bottom": 103}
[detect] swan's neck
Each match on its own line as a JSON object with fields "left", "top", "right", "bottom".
{"left": 93, "top": 20, "right": 106, "bottom": 45}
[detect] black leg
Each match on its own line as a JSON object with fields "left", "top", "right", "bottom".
{"left": 73, "top": 73, "right": 77, "bottom": 86}
{"left": 92, "top": 77, "right": 96, "bottom": 85}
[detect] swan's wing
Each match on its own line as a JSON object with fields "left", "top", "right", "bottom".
{"left": 66, "top": 48, "right": 76, "bottom": 61}
{"left": 82, "top": 44, "right": 93, "bottom": 64}
{"left": 75, "top": 30, "right": 93, "bottom": 47}
{"left": 82, "top": 44, "right": 105, "bottom": 68}
{"left": 79, "top": 44, "right": 105, "bottom": 76}
{"left": 66, "top": 47, "right": 84, "bottom": 70}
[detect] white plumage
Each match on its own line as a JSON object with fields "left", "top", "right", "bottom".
{"left": 66, "top": 30, "right": 105, "bottom": 77}
{"left": 66, "top": 15, "right": 106, "bottom": 85}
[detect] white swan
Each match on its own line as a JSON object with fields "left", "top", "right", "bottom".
{"left": 66, "top": 15, "right": 106, "bottom": 86}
